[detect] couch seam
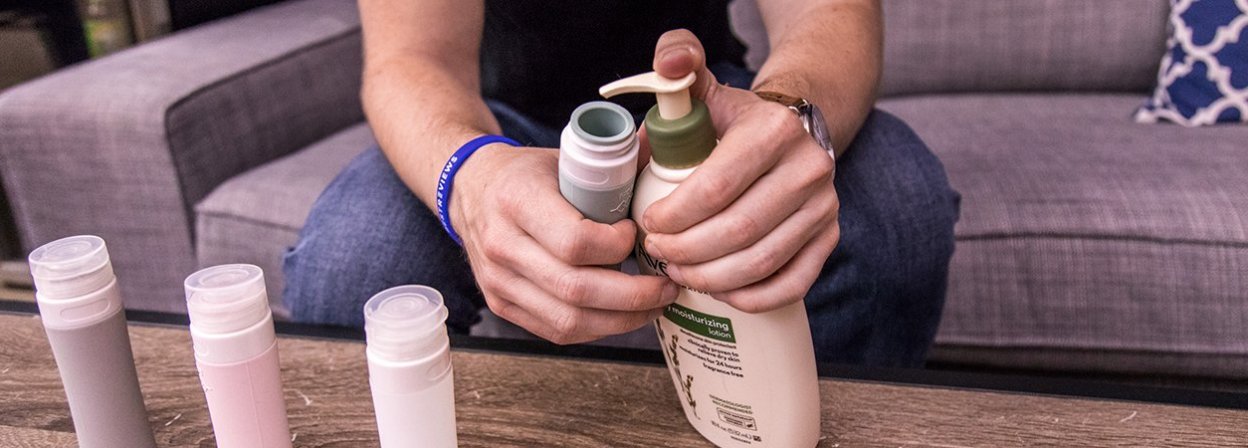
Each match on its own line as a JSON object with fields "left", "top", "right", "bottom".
{"left": 196, "top": 210, "right": 304, "bottom": 234}
{"left": 957, "top": 231, "right": 1248, "bottom": 248}
{"left": 163, "top": 24, "right": 362, "bottom": 253}
{"left": 934, "top": 341, "right": 1248, "bottom": 358}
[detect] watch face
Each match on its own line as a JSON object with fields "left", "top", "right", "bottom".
{"left": 804, "top": 104, "right": 835, "bottom": 154}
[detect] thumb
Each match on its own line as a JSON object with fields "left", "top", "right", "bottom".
{"left": 653, "top": 29, "right": 756, "bottom": 137}
{"left": 653, "top": 29, "right": 718, "bottom": 100}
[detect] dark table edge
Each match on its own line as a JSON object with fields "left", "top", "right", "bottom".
{"left": 3, "top": 300, "right": 1244, "bottom": 411}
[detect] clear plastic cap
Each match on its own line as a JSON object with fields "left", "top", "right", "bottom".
{"left": 28, "top": 235, "right": 115, "bottom": 300}
{"left": 364, "top": 285, "right": 450, "bottom": 362}
{"left": 184, "top": 264, "right": 270, "bottom": 334}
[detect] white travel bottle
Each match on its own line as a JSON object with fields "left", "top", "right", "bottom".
{"left": 28, "top": 235, "right": 157, "bottom": 448}
{"left": 601, "top": 72, "right": 821, "bottom": 447}
{"left": 558, "top": 100, "right": 640, "bottom": 224}
{"left": 185, "top": 264, "right": 292, "bottom": 448}
{"left": 365, "top": 285, "right": 457, "bottom": 448}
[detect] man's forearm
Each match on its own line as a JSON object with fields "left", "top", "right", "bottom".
{"left": 362, "top": 55, "right": 501, "bottom": 209}
{"left": 752, "top": 0, "right": 882, "bottom": 156}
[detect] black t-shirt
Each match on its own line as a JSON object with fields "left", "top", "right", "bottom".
{"left": 481, "top": 1, "right": 745, "bottom": 129}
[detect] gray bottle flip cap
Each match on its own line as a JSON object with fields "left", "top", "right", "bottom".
{"left": 570, "top": 101, "right": 636, "bottom": 146}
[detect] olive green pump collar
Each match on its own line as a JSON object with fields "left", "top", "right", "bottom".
{"left": 644, "top": 99, "right": 716, "bottom": 169}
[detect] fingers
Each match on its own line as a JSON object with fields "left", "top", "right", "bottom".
{"left": 486, "top": 268, "right": 664, "bottom": 345}
{"left": 651, "top": 28, "right": 757, "bottom": 132}
{"left": 643, "top": 102, "right": 809, "bottom": 234}
{"left": 652, "top": 29, "right": 716, "bottom": 99}
{"left": 711, "top": 219, "right": 842, "bottom": 314}
{"left": 665, "top": 187, "right": 837, "bottom": 293}
{"left": 456, "top": 149, "right": 673, "bottom": 345}
{"left": 489, "top": 232, "right": 679, "bottom": 312}
{"left": 645, "top": 148, "right": 832, "bottom": 264}
{"left": 506, "top": 177, "right": 637, "bottom": 266}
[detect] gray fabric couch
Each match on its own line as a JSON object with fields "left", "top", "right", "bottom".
{"left": 2, "top": 0, "right": 1245, "bottom": 379}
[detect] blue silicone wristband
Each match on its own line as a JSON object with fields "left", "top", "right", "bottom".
{"left": 436, "top": 135, "right": 520, "bottom": 246}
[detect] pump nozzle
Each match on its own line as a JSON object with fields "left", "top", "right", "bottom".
{"left": 599, "top": 71, "right": 715, "bottom": 169}
{"left": 599, "top": 72, "right": 696, "bottom": 120}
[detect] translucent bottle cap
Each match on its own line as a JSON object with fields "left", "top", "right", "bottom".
{"left": 365, "top": 285, "right": 449, "bottom": 362}
{"left": 184, "top": 264, "right": 270, "bottom": 334}
{"left": 28, "top": 235, "right": 115, "bottom": 300}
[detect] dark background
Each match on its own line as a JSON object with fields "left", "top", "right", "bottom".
{"left": 1, "top": 0, "right": 287, "bottom": 67}
{"left": 169, "top": 0, "right": 285, "bottom": 31}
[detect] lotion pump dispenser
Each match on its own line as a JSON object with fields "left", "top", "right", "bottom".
{"left": 599, "top": 72, "right": 716, "bottom": 170}
{"left": 601, "top": 72, "right": 821, "bottom": 448}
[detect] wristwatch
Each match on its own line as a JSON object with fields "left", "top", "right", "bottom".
{"left": 754, "top": 91, "right": 836, "bottom": 158}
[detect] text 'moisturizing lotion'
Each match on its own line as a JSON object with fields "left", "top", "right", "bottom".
{"left": 365, "top": 285, "right": 457, "bottom": 448}
{"left": 29, "top": 235, "right": 157, "bottom": 448}
{"left": 185, "top": 264, "right": 292, "bottom": 448}
{"left": 601, "top": 72, "right": 821, "bottom": 447}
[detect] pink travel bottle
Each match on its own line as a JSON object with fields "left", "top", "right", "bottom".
{"left": 29, "top": 235, "right": 157, "bottom": 448}
{"left": 365, "top": 285, "right": 457, "bottom": 448}
{"left": 184, "top": 264, "right": 292, "bottom": 448}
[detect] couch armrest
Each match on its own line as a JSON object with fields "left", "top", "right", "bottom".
{"left": 0, "top": 0, "right": 362, "bottom": 313}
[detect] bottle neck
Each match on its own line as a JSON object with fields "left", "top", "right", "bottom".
{"left": 648, "top": 158, "right": 697, "bottom": 183}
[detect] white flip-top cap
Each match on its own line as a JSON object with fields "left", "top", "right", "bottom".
{"left": 29, "top": 235, "right": 115, "bottom": 300}
{"left": 364, "top": 285, "right": 450, "bottom": 362}
{"left": 184, "top": 264, "right": 270, "bottom": 334}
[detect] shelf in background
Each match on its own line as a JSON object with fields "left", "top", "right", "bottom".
{"left": 0, "top": 261, "right": 33, "bottom": 302}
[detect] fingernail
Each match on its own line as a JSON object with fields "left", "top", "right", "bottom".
{"left": 660, "top": 46, "right": 692, "bottom": 64}
{"left": 666, "top": 264, "right": 685, "bottom": 285}
{"left": 662, "top": 281, "right": 680, "bottom": 303}
{"left": 645, "top": 236, "right": 664, "bottom": 260}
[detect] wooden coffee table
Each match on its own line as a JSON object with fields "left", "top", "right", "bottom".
{"left": 0, "top": 302, "right": 1244, "bottom": 447}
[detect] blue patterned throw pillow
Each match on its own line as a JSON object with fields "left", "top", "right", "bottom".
{"left": 1136, "top": 0, "right": 1247, "bottom": 126}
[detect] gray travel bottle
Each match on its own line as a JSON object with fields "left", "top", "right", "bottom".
{"left": 28, "top": 235, "right": 156, "bottom": 448}
{"left": 558, "top": 101, "right": 640, "bottom": 224}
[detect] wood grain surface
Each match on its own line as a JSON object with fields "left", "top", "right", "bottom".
{"left": 0, "top": 313, "right": 1244, "bottom": 447}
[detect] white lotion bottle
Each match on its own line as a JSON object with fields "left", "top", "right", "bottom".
{"left": 558, "top": 100, "right": 640, "bottom": 224}
{"left": 185, "top": 264, "right": 292, "bottom": 448}
{"left": 28, "top": 235, "right": 157, "bottom": 448}
{"left": 601, "top": 72, "right": 821, "bottom": 447}
{"left": 364, "top": 285, "right": 457, "bottom": 448}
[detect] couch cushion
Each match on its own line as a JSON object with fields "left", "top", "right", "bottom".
{"left": 730, "top": 0, "right": 1169, "bottom": 96}
{"left": 879, "top": 94, "right": 1248, "bottom": 375}
{"left": 196, "top": 123, "right": 374, "bottom": 317}
{"left": 880, "top": 1, "right": 1169, "bottom": 96}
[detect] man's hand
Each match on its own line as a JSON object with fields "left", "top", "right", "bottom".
{"left": 451, "top": 145, "right": 679, "bottom": 344}
{"left": 640, "top": 30, "right": 840, "bottom": 313}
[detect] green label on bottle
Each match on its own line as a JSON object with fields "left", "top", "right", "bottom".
{"left": 664, "top": 303, "right": 736, "bottom": 343}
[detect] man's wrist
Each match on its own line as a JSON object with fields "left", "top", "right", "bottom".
{"left": 753, "top": 89, "right": 836, "bottom": 157}
{"left": 447, "top": 141, "right": 507, "bottom": 225}
{"left": 436, "top": 135, "right": 520, "bottom": 245}
{"left": 751, "top": 71, "right": 814, "bottom": 100}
